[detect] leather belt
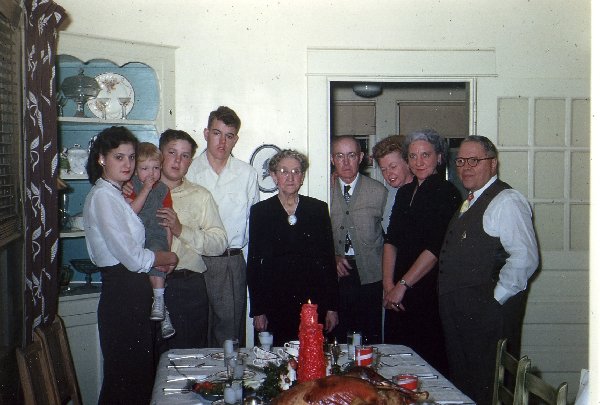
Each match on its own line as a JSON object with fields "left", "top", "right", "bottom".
{"left": 217, "top": 248, "right": 242, "bottom": 257}
{"left": 168, "top": 269, "right": 198, "bottom": 279}
{"left": 345, "top": 255, "right": 355, "bottom": 260}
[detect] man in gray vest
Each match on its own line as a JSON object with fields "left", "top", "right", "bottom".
{"left": 330, "top": 136, "right": 387, "bottom": 344}
{"left": 438, "top": 135, "right": 539, "bottom": 405}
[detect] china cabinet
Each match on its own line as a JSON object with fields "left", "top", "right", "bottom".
{"left": 56, "top": 32, "right": 176, "bottom": 404}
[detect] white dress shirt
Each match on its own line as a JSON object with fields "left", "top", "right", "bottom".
{"left": 186, "top": 152, "right": 259, "bottom": 249}
{"left": 471, "top": 175, "right": 539, "bottom": 304}
{"left": 83, "top": 178, "right": 155, "bottom": 272}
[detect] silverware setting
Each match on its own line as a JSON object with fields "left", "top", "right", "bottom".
{"left": 167, "top": 363, "right": 219, "bottom": 369}
{"left": 167, "top": 354, "right": 208, "bottom": 360}
{"left": 382, "top": 352, "right": 412, "bottom": 357}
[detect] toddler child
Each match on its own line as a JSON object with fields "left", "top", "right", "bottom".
{"left": 126, "top": 142, "right": 175, "bottom": 339}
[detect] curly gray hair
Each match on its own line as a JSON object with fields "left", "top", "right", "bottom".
{"left": 402, "top": 129, "right": 448, "bottom": 164}
{"left": 268, "top": 149, "right": 309, "bottom": 173}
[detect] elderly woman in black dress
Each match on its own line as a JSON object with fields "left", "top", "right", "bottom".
{"left": 382, "top": 129, "right": 461, "bottom": 375}
{"left": 247, "top": 149, "right": 338, "bottom": 346}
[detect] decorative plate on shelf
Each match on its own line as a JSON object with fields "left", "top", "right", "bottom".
{"left": 87, "top": 72, "right": 135, "bottom": 120}
{"left": 250, "top": 144, "right": 281, "bottom": 193}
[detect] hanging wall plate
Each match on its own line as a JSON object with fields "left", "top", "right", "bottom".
{"left": 250, "top": 144, "right": 282, "bottom": 193}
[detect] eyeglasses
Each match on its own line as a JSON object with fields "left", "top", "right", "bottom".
{"left": 276, "top": 168, "right": 303, "bottom": 177}
{"left": 455, "top": 157, "right": 494, "bottom": 167}
{"left": 333, "top": 152, "right": 360, "bottom": 161}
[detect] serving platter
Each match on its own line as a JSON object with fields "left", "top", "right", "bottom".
{"left": 87, "top": 72, "right": 135, "bottom": 120}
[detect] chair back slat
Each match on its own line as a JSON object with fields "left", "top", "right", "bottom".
{"left": 493, "top": 338, "right": 527, "bottom": 405}
{"left": 517, "top": 358, "right": 568, "bottom": 405}
{"left": 34, "top": 316, "right": 83, "bottom": 405}
{"left": 15, "top": 340, "right": 60, "bottom": 405}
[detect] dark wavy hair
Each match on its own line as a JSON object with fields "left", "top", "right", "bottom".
{"left": 159, "top": 129, "right": 198, "bottom": 157}
{"left": 207, "top": 106, "right": 241, "bottom": 133}
{"left": 86, "top": 126, "right": 139, "bottom": 184}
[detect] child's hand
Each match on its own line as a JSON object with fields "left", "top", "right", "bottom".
{"left": 142, "top": 174, "right": 158, "bottom": 191}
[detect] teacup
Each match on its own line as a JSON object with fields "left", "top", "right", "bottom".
{"left": 277, "top": 347, "right": 298, "bottom": 358}
{"left": 258, "top": 332, "right": 273, "bottom": 351}
{"left": 284, "top": 340, "right": 300, "bottom": 349}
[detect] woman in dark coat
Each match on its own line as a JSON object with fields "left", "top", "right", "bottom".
{"left": 382, "top": 129, "right": 461, "bottom": 375}
{"left": 247, "top": 149, "right": 339, "bottom": 346}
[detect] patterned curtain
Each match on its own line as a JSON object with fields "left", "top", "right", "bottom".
{"left": 23, "top": 0, "right": 65, "bottom": 340}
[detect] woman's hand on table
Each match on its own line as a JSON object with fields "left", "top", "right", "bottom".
{"left": 253, "top": 314, "right": 268, "bottom": 331}
{"left": 383, "top": 283, "right": 407, "bottom": 311}
{"left": 324, "top": 311, "right": 339, "bottom": 333}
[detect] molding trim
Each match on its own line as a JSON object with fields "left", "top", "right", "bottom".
{"left": 307, "top": 48, "right": 497, "bottom": 77}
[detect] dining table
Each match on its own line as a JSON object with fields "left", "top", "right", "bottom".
{"left": 150, "top": 344, "right": 475, "bottom": 404}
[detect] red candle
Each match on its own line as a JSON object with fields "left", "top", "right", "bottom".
{"left": 297, "top": 300, "right": 326, "bottom": 382}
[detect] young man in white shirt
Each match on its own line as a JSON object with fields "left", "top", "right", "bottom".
{"left": 186, "top": 106, "right": 260, "bottom": 346}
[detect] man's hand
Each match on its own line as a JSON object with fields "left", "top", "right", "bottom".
{"left": 335, "top": 255, "right": 351, "bottom": 278}
{"left": 157, "top": 207, "right": 183, "bottom": 237}
{"left": 324, "top": 311, "right": 339, "bottom": 333}
{"left": 253, "top": 314, "right": 268, "bottom": 332}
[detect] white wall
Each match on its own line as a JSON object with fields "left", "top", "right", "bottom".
{"left": 57, "top": 0, "right": 590, "bottom": 162}
{"left": 56, "top": 0, "right": 593, "bottom": 399}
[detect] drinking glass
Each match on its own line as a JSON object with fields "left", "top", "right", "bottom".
{"left": 95, "top": 98, "right": 110, "bottom": 120}
{"left": 224, "top": 338, "right": 240, "bottom": 375}
{"left": 118, "top": 97, "right": 131, "bottom": 119}
{"left": 346, "top": 331, "right": 362, "bottom": 360}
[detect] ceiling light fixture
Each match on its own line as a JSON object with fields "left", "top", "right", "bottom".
{"left": 352, "top": 82, "right": 382, "bottom": 98}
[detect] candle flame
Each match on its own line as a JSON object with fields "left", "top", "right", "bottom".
{"left": 308, "top": 299, "right": 312, "bottom": 304}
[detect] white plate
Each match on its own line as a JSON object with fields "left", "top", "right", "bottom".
{"left": 87, "top": 72, "right": 135, "bottom": 120}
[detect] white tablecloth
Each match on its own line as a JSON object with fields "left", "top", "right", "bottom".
{"left": 150, "top": 345, "right": 475, "bottom": 404}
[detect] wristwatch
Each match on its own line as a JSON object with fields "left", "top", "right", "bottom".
{"left": 399, "top": 279, "right": 412, "bottom": 289}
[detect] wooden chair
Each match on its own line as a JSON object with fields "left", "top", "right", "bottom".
{"left": 516, "top": 358, "right": 568, "bottom": 405}
{"left": 34, "top": 316, "right": 83, "bottom": 405}
{"left": 15, "top": 339, "right": 60, "bottom": 405}
{"left": 492, "top": 338, "right": 528, "bottom": 405}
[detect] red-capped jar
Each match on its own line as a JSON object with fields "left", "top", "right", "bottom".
{"left": 393, "top": 374, "right": 419, "bottom": 391}
{"left": 354, "top": 345, "right": 373, "bottom": 366}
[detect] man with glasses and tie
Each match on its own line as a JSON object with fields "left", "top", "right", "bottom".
{"left": 330, "top": 136, "right": 387, "bottom": 344}
{"left": 438, "top": 135, "right": 539, "bottom": 405}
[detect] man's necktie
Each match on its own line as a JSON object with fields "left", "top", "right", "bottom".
{"left": 344, "top": 185, "right": 351, "bottom": 203}
{"left": 459, "top": 191, "right": 474, "bottom": 215}
{"left": 343, "top": 185, "right": 352, "bottom": 253}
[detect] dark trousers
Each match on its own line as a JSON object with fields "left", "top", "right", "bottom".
{"left": 160, "top": 270, "right": 209, "bottom": 350}
{"left": 439, "top": 287, "right": 527, "bottom": 405}
{"left": 97, "top": 264, "right": 156, "bottom": 405}
{"left": 335, "top": 258, "right": 383, "bottom": 344}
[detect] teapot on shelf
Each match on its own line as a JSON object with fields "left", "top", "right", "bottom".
{"left": 66, "top": 144, "right": 89, "bottom": 175}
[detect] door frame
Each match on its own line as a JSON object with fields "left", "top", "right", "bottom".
{"left": 306, "top": 48, "right": 496, "bottom": 202}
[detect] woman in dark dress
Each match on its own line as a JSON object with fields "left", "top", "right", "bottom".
{"left": 247, "top": 149, "right": 339, "bottom": 346}
{"left": 382, "top": 129, "right": 461, "bottom": 375}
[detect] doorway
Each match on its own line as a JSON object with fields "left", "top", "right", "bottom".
{"left": 329, "top": 81, "right": 470, "bottom": 195}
